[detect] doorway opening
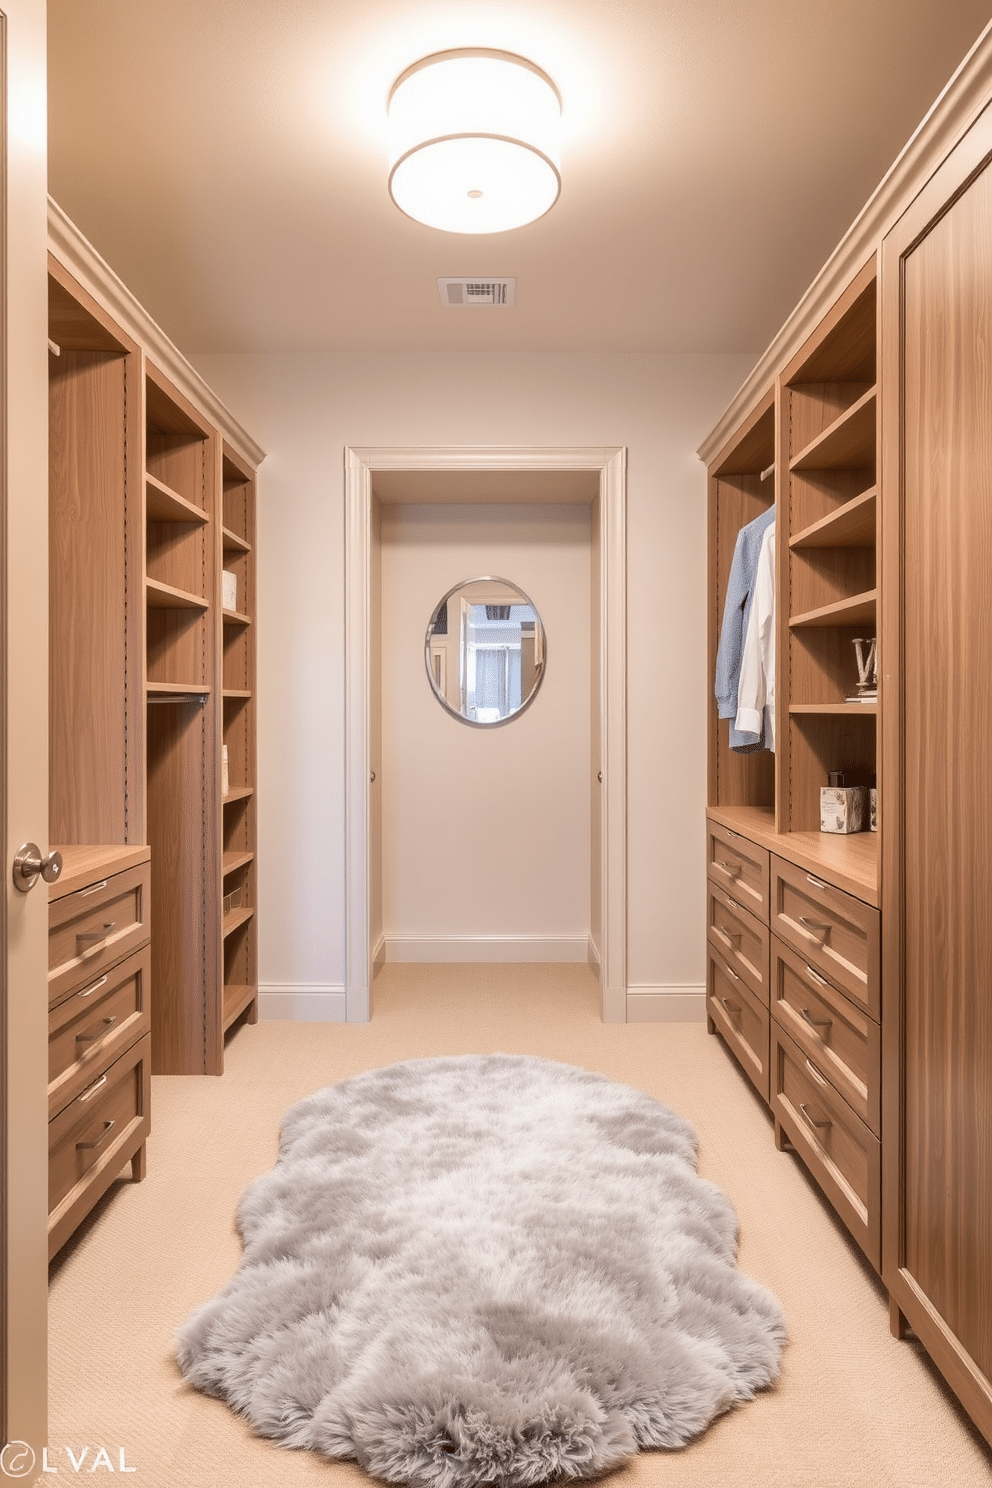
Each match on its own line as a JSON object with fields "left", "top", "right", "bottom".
{"left": 344, "top": 448, "right": 626, "bottom": 1023}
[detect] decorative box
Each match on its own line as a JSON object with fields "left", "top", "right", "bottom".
{"left": 222, "top": 569, "right": 238, "bottom": 612}
{"left": 820, "top": 785, "right": 866, "bottom": 834}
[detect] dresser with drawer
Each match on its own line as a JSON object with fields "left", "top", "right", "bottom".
{"left": 48, "top": 845, "right": 151, "bottom": 1260}
{"left": 705, "top": 810, "right": 881, "bottom": 1270}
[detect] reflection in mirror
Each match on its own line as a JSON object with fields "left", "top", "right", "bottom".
{"left": 426, "top": 577, "right": 546, "bottom": 727}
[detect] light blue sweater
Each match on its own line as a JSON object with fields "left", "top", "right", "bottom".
{"left": 714, "top": 504, "right": 775, "bottom": 753}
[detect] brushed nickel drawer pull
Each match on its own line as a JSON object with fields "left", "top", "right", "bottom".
{"left": 78, "top": 975, "right": 108, "bottom": 999}
{"left": 76, "top": 1120, "right": 116, "bottom": 1151}
{"left": 800, "top": 1006, "right": 833, "bottom": 1034}
{"left": 717, "top": 859, "right": 742, "bottom": 877}
{"left": 722, "top": 962, "right": 740, "bottom": 981}
{"left": 78, "top": 880, "right": 108, "bottom": 897}
{"left": 724, "top": 829, "right": 739, "bottom": 839}
{"left": 805, "top": 1058, "right": 829, "bottom": 1086}
{"left": 76, "top": 921, "right": 117, "bottom": 949}
{"left": 806, "top": 875, "right": 829, "bottom": 891}
{"left": 805, "top": 965, "right": 829, "bottom": 987}
{"left": 728, "top": 897, "right": 744, "bottom": 912}
{"left": 76, "top": 1016, "right": 118, "bottom": 1044}
{"left": 78, "top": 1074, "right": 108, "bottom": 1103}
{"left": 799, "top": 1101, "right": 831, "bottom": 1131}
{"left": 719, "top": 996, "right": 741, "bottom": 1016}
{"left": 719, "top": 923, "right": 743, "bottom": 943}
{"left": 798, "top": 916, "right": 831, "bottom": 942}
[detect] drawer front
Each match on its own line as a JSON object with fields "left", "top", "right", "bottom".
{"left": 773, "top": 1025, "right": 880, "bottom": 1269}
{"left": 770, "top": 855, "right": 879, "bottom": 1016}
{"left": 771, "top": 936, "right": 879, "bottom": 1134}
{"left": 49, "top": 946, "right": 150, "bottom": 1119}
{"left": 707, "top": 950, "right": 770, "bottom": 1103}
{"left": 48, "top": 1032, "right": 151, "bottom": 1260}
{"left": 707, "top": 821, "right": 769, "bottom": 921}
{"left": 707, "top": 882, "right": 769, "bottom": 1003}
{"left": 49, "top": 862, "right": 150, "bottom": 1006}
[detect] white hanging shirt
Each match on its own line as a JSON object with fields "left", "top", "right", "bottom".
{"left": 735, "top": 522, "right": 775, "bottom": 751}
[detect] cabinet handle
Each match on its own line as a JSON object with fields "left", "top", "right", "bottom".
{"left": 798, "top": 916, "right": 831, "bottom": 942}
{"left": 76, "top": 921, "right": 116, "bottom": 950}
{"left": 719, "top": 923, "right": 743, "bottom": 943}
{"left": 799, "top": 1101, "right": 831, "bottom": 1131}
{"left": 78, "top": 879, "right": 108, "bottom": 897}
{"left": 76, "top": 1016, "right": 117, "bottom": 1044}
{"left": 727, "top": 897, "right": 745, "bottom": 912}
{"left": 77, "top": 975, "right": 108, "bottom": 999}
{"left": 805, "top": 1058, "right": 829, "bottom": 1086}
{"left": 800, "top": 1006, "right": 833, "bottom": 1034}
{"left": 719, "top": 996, "right": 741, "bottom": 1016}
{"left": 78, "top": 1074, "right": 108, "bottom": 1103}
{"left": 717, "top": 859, "right": 742, "bottom": 877}
{"left": 805, "top": 965, "right": 829, "bottom": 987}
{"left": 806, "top": 874, "right": 829, "bottom": 891}
{"left": 724, "top": 829, "right": 739, "bottom": 839}
{"left": 76, "top": 1120, "right": 116, "bottom": 1151}
{"left": 722, "top": 962, "right": 740, "bottom": 981}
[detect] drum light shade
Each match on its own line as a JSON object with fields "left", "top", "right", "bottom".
{"left": 388, "top": 50, "right": 561, "bottom": 234}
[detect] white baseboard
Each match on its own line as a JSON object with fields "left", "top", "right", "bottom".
{"left": 258, "top": 985, "right": 347, "bottom": 1021}
{"left": 626, "top": 986, "right": 707, "bottom": 1022}
{"left": 384, "top": 935, "right": 590, "bottom": 964}
{"left": 587, "top": 936, "right": 601, "bottom": 982}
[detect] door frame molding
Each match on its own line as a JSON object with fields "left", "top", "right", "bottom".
{"left": 344, "top": 445, "right": 627, "bottom": 1023}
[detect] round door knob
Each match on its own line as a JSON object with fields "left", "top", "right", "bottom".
{"left": 13, "top": 843, "right": 63, "bottom": 893}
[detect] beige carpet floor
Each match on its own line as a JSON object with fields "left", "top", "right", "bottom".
{"left": 49, "top": 964, "right": 992, "bottom": 1487}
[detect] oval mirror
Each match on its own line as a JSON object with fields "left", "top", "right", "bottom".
{"left": 425, "top": 577, "right": 546, "bottom": 727}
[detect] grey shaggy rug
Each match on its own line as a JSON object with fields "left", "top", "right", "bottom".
{"left": 176, "top": 1055, "right": 785, "bottom": 1485}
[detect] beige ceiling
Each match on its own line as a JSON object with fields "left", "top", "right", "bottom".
{"left": 48, "top": 0, "right": 991, "bottom": 356}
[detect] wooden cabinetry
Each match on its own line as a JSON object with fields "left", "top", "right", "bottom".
{"left": 48, "top": 204, "right": 263, "bottom": 1078}
{"left": 48, "top": 846, "right": 151, "bottom": 1259}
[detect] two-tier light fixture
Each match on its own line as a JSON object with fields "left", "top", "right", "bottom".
{"left": 387, "top": 49, "right": 561, "bottom": 234}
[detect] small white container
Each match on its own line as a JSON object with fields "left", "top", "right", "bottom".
{"left": 222, "top": 569, "right": 238, "bottom": 612}
{"left": 820, "top": 785, "right": 866, "bottom": 834}
{"left": 221, "top": 744, "right": 229, "bottom": 797}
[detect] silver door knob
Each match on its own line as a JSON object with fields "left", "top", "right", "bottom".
{"left": 13, "top": 842, "right": 63, "bottom": 892}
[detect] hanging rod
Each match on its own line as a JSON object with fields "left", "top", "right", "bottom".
{"left": 760, "top": 461, "right": 775, "bottom": 482}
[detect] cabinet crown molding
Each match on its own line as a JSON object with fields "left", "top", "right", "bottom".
{"left": 47, "top": 197, "right": 266, "bottom": 469}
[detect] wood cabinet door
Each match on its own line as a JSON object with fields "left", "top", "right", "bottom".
{"left": 881, "top": 100, "right": 992, "bottom": 1445}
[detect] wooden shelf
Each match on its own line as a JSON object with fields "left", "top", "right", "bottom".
{"left": 146, "top": 473, "right": 207, "bottom": 525}
{"left": 223, "top": 688, "right": 252, "bottom": 700}
{"left": 223, "top": 850, "right": 254, "bottom": 875}
{"left": 222, "top": 607, "right": 251, "bottom": 627}
{"left": 790, "top": 388, "right": 876, "bottom": 473}
{"left": 790, "top": 589, "right": 877, "bottom": 629}
{"left": 222, "top": 785, "right": 254, "bottom": 805}
{"left": 222, "top": 906, "right": 254, "bottom": 939}
{"left": 791, "top": 487, "right": 877, "bottom": 550}
{"left": 146, "top": 681, "right": 210, "bottom": 698}
{"left": 790, "top": 702, "right": 877, "bottom": 716}
{"left": 222, "top": 526, "right": 251, "bottom": 554}
{"left": 146, "top": 577, "right": 208, "bottom": 611}
{"left": 223, "top": 982, "right": 257, "bottom": 1032}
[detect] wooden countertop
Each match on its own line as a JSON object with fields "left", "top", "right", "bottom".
{"left": 49, "top": 844, "right": 151, "bottom": 901}
{"left": 707, "top": 804, "right": 877, "bottom": 906}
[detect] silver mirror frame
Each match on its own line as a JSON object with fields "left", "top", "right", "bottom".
{"left": 424, "top": 574, "right": 547, "bottom": 729}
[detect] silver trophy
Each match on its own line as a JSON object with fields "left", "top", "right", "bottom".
{"left": 852, "top": 637, "right": 878, "bottom": 700}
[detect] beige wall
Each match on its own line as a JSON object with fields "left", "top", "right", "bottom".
{"left": 190, "top": 350, "right": 755, "bottom": 1014}
{"left": 379, "top": 501, "right": 591, "bottom": 959}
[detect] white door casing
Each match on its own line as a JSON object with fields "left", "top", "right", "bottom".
{"left": 344, "top": 446, "right": 626, "bottom": 1023}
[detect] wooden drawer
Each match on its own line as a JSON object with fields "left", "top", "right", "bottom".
{"left": 707, "top": 882, "right": 769, "bottom": 1004}
{"left": 770, "top": 936, "right": 879, "bottom": 1135}
{"left": 707, "top": 820, "right": 769, "bottom": 921}
{"left": 773, "top": 1025, "right": 880, "bottom": 1269}
{"left": 48, "top": 1032, "right": 150, "bottom": 1261}
{"left": 49, "top": 862, "right": 150, "bottom": 1007}
{"left": 49, "top": 945, "right": 150, "bottom": 1120}
{"left": 707, "top": 949, "right": 770, "bottom": 1103}
{"left": 770, "top": 855, "right": 879, "bottom": 1016}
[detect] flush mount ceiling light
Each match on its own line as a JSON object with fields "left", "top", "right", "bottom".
{"left": 387, "top": 49, "right": 561, "bottom": 234}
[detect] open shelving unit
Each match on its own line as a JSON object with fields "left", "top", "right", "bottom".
{"left": 219, "top": 445, "right": 258, "bottom": 1033}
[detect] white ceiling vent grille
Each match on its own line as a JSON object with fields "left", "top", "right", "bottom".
{"left": 437, "top": 277, "right": 516, "bottom": 308}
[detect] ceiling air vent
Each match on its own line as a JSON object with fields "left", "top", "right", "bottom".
{"left": 437, "top": 277, "right": 516, "bottom": 308}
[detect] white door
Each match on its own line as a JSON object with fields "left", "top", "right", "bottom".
{"left": 1, "top": 0, "right": 50, "bottom": 1462}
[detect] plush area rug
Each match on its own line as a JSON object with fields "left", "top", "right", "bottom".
{"left": 176, "top": 1055, "right": 785, "bottom": 1485}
